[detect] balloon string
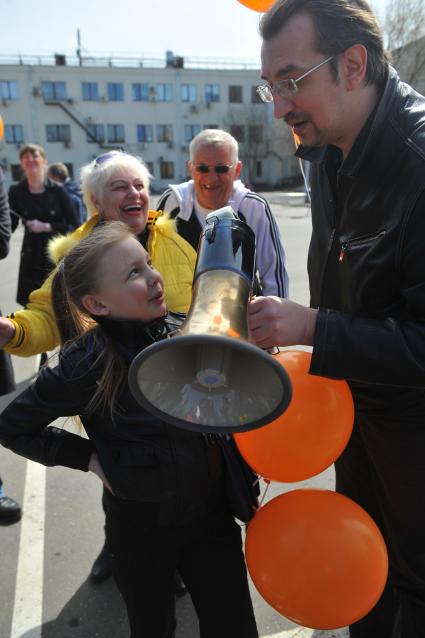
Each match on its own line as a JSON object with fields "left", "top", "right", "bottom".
{"left": 259, "top": 478, "right": 271, "bottom": 507}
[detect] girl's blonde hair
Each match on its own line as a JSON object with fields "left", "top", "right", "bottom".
{"left": 52, "top": 221, "right": 135, "bottom": 416}
{"left": 80, "top": 151, "right": 152, "bottom": 218}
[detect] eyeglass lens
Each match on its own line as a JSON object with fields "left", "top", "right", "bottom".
{"left": 94, "top": 150, "right": 124, "bottom": 166}
{"left": 195, "top": 164, "right": 231, "bottom": 174}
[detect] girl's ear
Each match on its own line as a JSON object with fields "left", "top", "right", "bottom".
{"left": 81, "top": 294, "right": 110, "bottom": 317}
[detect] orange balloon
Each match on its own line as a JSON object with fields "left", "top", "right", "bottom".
{"left": 246, "top": 489, "right": 388, "bottom": 629}
{"left": 0, "top": 115, "right": 3, "bottom": 142}
{"left": 237, "top": 0, "right": 275, "bottom": 12}
{"left": 235, "top": 350, "right": 354, "bottom": 482}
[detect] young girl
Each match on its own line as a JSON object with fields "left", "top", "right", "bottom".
{"left": 0, "top": 222, "right": 258, "bottom": 638}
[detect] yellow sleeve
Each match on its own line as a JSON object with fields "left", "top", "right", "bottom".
{"left": 4, "top": 215, "right": 99, "bottom": 357}
{"left": 5, "top": 269, "right": 59, "bottom": 356}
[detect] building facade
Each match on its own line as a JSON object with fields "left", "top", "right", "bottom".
{"left": 0, "top": 51, "right": 299, "bottom": 191}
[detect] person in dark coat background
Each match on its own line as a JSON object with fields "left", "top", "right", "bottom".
{"left": 47, "top": 161, "right": 87, "bottom": 225}
{"left": 0, "top": 164, "right": 22, "bottom": 524}
{"left": 8, "top": 144, "right": 78, "bottom": 308}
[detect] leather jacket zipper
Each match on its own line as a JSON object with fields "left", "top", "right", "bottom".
{"left": 339, "top": 230, "right": 386, "bottom": 262}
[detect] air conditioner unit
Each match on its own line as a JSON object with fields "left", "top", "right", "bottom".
{"left": 63, "top": 140, "right": 72, "bottom": 148}
{"left": 189, "top": 105, "right": 198, "bottom": 114}
{"left": 32, "top": 86, "right": 42, "bottom": 97}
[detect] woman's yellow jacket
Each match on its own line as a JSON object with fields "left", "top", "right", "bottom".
{"left": 5, "top": 211, "right": 196, "bottom": 356}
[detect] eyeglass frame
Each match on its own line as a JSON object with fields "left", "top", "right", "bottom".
{"left": 192, "top": 163, "right": 237, "bottom": 174}
{"left": 256, "top": 55, "right": 334, "bottom": 103}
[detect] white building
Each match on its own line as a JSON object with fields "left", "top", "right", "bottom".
{"left": 0, "top": 50, "right": 300, "bottom": 191}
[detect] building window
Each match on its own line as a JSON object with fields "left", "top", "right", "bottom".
{"left": 156, "top": 124, "right": 173, "bottom": 143}
{"left": 137, "top": 125, "right": 153, "bottom": 143}
{"left": 156, "top": 84, "right": 173, "bottom": 102}
{"left": 132, "top": 83, "right": 149, "bottom": 101}
{"left": 256, "top": 161, "right": 263, "bottom": 178}
{"left": 230, "top": 125, "right": 245, "bottom": 142}
{"left": 42, "top": 82, "right": 67, "bottom": 100}
{"left": 86, "top": 124, "right": 105, "bottom": 143}
{"left": 82, "top": 82, "right": 99, "bottom": 101}
{"left": 251, "top": 86, "right": 262, "bottom": 103}
{"left": 107, "top": 124, "right": 125, "bottom": 143}
{"left": 46, "top": 124, "right": 71, "bottom": 143}
{"left": 5, "top": 124, "right": 23, "bottom": 144}
{"left": 181, "top": 84, "right": 197, "bottom": 103}
{"left": 107, "top": 83, "right": 124, "bottom": 101}
{"left": 249, "top": 125, "right": 264, "bottom": 143}
{"left": 0, "top": 80, "right": 19, "bottom": 100}
{"left": 204, "top": 84, "right": 220, "bottom": 104}
{"left": 146, "top": 162, "right": 154, "bottom": 176}
{"left": 160, "top": 161, "right": 174, "bottom": 179}
{"left": 229, "top": 85, "right": 243, "bottom": 103}
{"left": 184, "top": 124, "right": 201, "bottom": 142}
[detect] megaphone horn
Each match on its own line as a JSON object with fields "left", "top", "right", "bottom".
{"left": 128, "top": 206, "right": 292, "bottom": 433}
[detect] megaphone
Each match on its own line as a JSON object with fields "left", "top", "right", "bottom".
{"left": 128, "top": 206, "right": 292, "bottom": 433}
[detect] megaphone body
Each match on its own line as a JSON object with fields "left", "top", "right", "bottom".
{"left": 128, "top": 207, "right": 292, "bottom": 433}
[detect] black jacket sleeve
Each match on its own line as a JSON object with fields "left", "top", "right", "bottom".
{"left": 0, "top": 346, "right": 96, "bottom": 470}
{"left": 0, "top": 167, "right": 11, "bottom": 259}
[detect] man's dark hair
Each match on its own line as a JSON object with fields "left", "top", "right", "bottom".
{"left": 48, "top": 162, "right": 69, "bottom": 183}
{"left": 260, "top": 0, "right": 391, "bottom": 88}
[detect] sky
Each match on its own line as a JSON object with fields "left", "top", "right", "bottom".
{"left": 2, "top": 0, "right": 389, "bottom": 64}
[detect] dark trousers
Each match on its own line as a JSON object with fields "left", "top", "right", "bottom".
{"left": 104, "top": 491, "right": 258, "bottom": 638}
{"left": 335, "top": 412, "right": 425, "bottom": 638}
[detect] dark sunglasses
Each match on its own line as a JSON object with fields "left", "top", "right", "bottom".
{"left": 194, "top": 163, "right": 235, "bottom": 174}
{"left": 94, "top": 150, "right": 127, "bottom": 166}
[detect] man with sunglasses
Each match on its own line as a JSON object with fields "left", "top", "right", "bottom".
{"left": 248, "top": 1, "right": 425, "bottom": 637}
{"left": 157, "top": 128, "right": 288, "bottom": 298}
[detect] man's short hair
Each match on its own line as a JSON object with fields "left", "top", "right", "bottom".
{"left": 189, "top": 129, "right": 239, "bottom": 163}
{"left": 19, "top": 143, "right": 46, "bottom": 160}
{"left": 48, "top": 162, "right": 69, "bottom": 183}
{"left": 260, "top": 0, "right": 391, "bottom": 88}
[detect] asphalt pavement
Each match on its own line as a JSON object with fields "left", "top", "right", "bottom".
{"left": 0, "top": 194, "right": 349, "bottom": 638}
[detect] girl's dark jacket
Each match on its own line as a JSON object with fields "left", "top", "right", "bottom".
{"left": 8, "top": 178, "right": 78, "bottom": 305}
{"left": 0, "top": 314, "right": 257, "bottom": 525}
{"left": 297, "top": 67, "right": 425, "bottom": 414}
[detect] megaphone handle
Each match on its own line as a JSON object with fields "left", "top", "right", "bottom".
{"left": 266, "top": 346, "right": 280, "bottom": 355}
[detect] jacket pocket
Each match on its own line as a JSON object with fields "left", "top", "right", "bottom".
{"left": 111, "top": 444, "right": 175, "bottom": 502}
{"left": 339, "top": 230, "right": 386, "bottom": 262}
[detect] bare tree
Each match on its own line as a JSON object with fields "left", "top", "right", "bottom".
{"left": 224, "top": 103, "right": 298, "bottom": 187}
{"left": 384, "top": 0, "right": 425, "bottom": 89}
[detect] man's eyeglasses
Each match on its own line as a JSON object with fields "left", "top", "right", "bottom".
{"left": 193, "top": 163, "right": 235, "bottom": 174}
{"left": 256, "top": 56, "right": 334, "bottom": 103}
{"left": 94, "top": 150, "right": 126, "bottom": 166}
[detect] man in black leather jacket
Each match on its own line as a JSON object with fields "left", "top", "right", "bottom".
{"left": 248, "top": 1, "right": 425, "bottom": 637}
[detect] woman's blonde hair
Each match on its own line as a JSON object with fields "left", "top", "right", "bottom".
{"left": 52, "top": 221, "right": 134, "bottom": 416}
{"left": 80, "top": 151, "right": 152, "bottom": 218}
